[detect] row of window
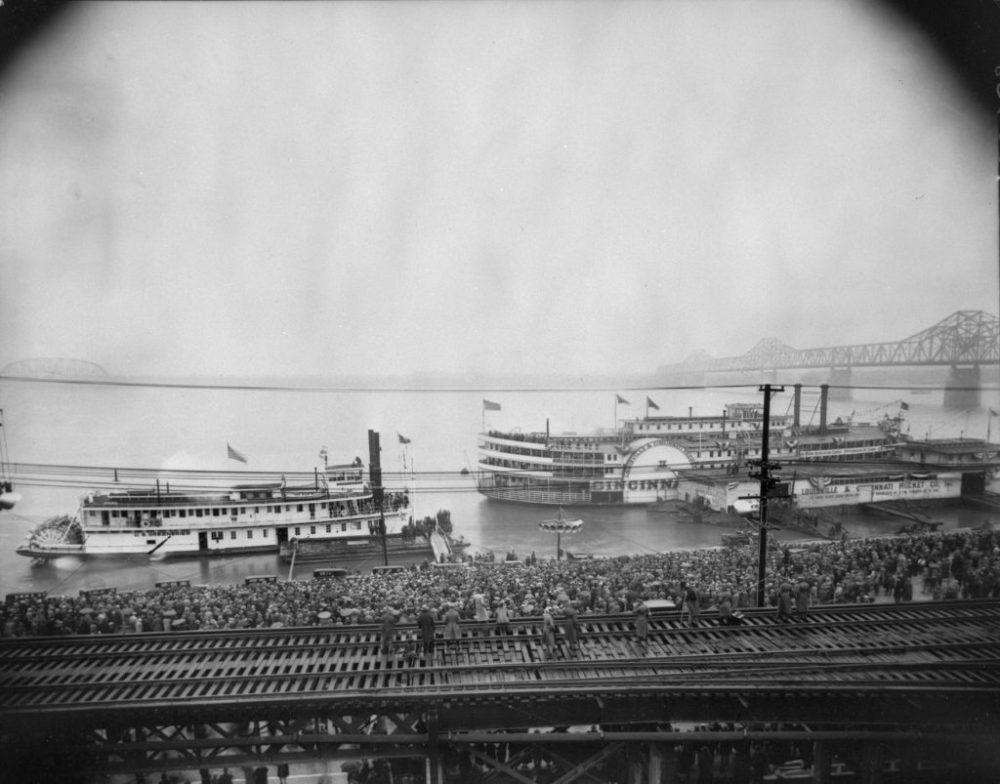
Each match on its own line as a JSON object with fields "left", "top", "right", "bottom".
{"left": 484, "top": 447, "right": 765, "bottom": 474}
{"left": 90, "top": 501, "right": 367, "bottom": 525}
{"left": 100, "top": 501, "right": 358, "bottom": 517}
{"left": 209, "top": 529, "right": 269, "bottom": 541}
{"left": 202, "top": 520, "right": 366, "bottom": 542}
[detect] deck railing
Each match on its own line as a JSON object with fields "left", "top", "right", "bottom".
{"left": 478, "top": 485, "right": 591, "bottom": 505}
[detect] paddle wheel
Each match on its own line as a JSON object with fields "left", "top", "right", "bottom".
{"left": 17, "top": 516, "right": 85, "bottom": 560}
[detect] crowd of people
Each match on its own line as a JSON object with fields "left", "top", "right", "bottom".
{"left": 3, "top": 526, "right": 998, "bottom": 639}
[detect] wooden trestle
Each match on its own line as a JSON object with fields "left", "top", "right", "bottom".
{"left": 1, "top": 600, "right": 999, "bottom": 782}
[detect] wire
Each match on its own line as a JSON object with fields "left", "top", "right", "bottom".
{"left": 8, "top": 455, "right": 950, "bottom": 500}
{"left": 1, "top": 374, "right": 997, "bottom": 394}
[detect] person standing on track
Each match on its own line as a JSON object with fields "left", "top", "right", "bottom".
{"left": 379, "top": 607, "right": 398, "bottom": 655}
{"left": 443, "top": 603, "right": 462, "bottom": 655}
{"left": 682, "top": 583, "right": 700, "bottom": 627}
{"left": 495, "top": 599, "right": 511, "bottom": 636}
{"left": 635, "top": 604, "right": 649, "bottom": 650}
{"left": 776, "top": 583, "right": 794, "bottom": 622}
{"left": 417, "top": 605, "right": 437, "bottom": 660}
{"left": 542, "top": 606, "right": 557, "bottom": 659}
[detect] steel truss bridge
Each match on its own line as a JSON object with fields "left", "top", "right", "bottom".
{"left": 662, "top": 310, "right": 1000, "bottom": 372}
{"left": 2, "top": 600, "right": 1000, "bottom": 782}
{"left": 659, "top": 311, "right": 999, "bottom": 408}
{"left": 669, "top": 311, "right": 999, "bottom": 373}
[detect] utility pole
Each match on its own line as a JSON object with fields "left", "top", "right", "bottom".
{"left": 745, "top": 384, "right": 784, "bottom": 607}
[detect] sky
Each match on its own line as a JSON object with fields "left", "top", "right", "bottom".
{"left": 0, "top": 0, "right": 995, "bottom": 380}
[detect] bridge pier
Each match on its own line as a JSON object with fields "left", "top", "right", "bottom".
{"left": 944, "top": 365, "right": 981, "bottom": 409}
{"left": 649, "top": 742, "right": 677, "bottom": 783}
{"left": 812, "top": 740, "right": 831, "bottom": 783}
{"left": 860, "top": 741, "right": 884, "bottom": 784}
{"left": 426, "top": 710, "right": 442, "bottom": 784}
{"left": 827, "top": 368, "right": 852, "bottom": 402}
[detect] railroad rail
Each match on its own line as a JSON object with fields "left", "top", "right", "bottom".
{"left": 2, "top": 600, "right": 999, "bottom": 780}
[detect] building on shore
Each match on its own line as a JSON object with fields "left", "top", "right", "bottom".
{"left": 676, "top": 437, "right": 1000, "bottom": 518}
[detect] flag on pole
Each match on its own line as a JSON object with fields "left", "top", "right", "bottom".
{"left": 990, "top": 409, "right": 999, "bottom": 417}
{"left": 899, "top": 401, "right": 910, "bottom": 411}
{"left": 227, "top": 443, "right": 248, "bottom": 464}
{"left": 483, "top": 399, "right": 501, "bottom": 411}
{"left": 398, "top": 433, "right": 411, "bottom": 444}
{"left": 616, "top": 394, "right": 630, "bottom": 405}
{"left": 646, "top": 396, "right": 659, "bottom": 411}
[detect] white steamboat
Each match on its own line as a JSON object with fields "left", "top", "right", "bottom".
{"left": 17, "top": 460, "right": 410, "bottom": 560}
{"left": 477, "top": 387, "right": 903, "bottom": 507}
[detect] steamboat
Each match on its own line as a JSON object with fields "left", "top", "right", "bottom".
{"left": 16, "top": 459, "right": 413, "bottom": 560}
{"left": 477, "top": 387, "right": 904, "bottom": 507}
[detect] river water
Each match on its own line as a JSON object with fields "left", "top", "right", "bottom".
{"left": 0, "top": 378, "right": 995, "bottom": 598}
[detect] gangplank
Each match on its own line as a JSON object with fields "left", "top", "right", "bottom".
{"left": 1, "top": 600, "right": 999, "bottom": 781}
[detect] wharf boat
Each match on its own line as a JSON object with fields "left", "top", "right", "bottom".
{"left": 16, "top": 460, "right": 414, "bottom": 560}
{"left": 477, "top": 387, "right": 903, "bottom": 507}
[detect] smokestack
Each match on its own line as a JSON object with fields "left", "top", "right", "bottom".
{"left": 793, "top": 384, "right": 802, "bottom": 429}
{"left": 819, "top": 384, "right": 829, "bottom": 434}
{"left": 367, "top": 430, "right": 383, "bottom": 506}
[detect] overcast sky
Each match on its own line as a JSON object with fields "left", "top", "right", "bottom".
{"left": 0, "top": 0, "right": 995, "bottom": 380}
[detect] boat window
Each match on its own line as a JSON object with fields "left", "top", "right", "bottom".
{"left": 230, "top": 531, "right": 237, "bottom": 540}
{"left": 196, "top": 509, "right": 204, "bottom": 517}
{"left": 294, "top": 527, "right": 301, "bottom": 535}
{"left": 326, "top": 524, "right": 332, "bottom": 533}
{"left": 310, "top": 525, "right": 316, "bottom": 534}
{"left": 247, "top": 531, "right": 253, "bottom": 539}
{"left": 179, "top": 509, "right": 187, "bottom": 518}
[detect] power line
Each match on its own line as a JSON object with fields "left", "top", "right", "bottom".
{"left": 1, "top": 374, "right": 997, "bottom": 394}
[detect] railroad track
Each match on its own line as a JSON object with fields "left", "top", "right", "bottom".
{"left": 1, "top": 600, "right": 998, "bottom": 712}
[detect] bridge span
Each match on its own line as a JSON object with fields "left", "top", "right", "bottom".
{"left": 660, "top": 310, "right": 999, "bottom": 407}
{"left": 1, "top": 600, "right": 999, "bottom": 782}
